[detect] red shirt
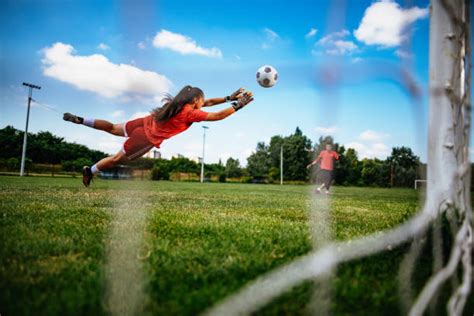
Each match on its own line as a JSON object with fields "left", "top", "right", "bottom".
{"left": 143, "top": 105, "right": 208, "bottom": 147}
{"left": 316, "top": 150, "right": 339, "bottom": 171}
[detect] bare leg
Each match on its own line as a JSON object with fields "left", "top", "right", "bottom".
{"left": 95, "top": 151, "right": 128, "bottom": 172}
{"left": 63, "top": 113, "right": 126, "bottom": 137}
{"left": 91, "top": 120, "right": 126, "bottom": 137}
{"left": 83, "top": 150, "right": 129, "bottom": 187}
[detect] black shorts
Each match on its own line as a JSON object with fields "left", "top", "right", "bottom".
{"left": 319, "top": 169, "right": 333, "bottom": 186}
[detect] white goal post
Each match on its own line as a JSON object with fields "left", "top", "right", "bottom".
{"left": 414, "top": 179, "right": 427, "bottom": 189}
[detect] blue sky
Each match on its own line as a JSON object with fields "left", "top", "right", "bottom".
{"left": 1, "top": 0, "right": 436, "bottom": 164}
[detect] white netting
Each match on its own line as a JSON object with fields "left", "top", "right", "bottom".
{"left": 204, "top": 1, "right": 472, "bottom": 315}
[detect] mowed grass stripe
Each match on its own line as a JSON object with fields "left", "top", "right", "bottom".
{"left": 0, "top": 176, "right": 111, "bottom": 316}
{"left": 1, "top": 177, "right": 429, "bottom": 315}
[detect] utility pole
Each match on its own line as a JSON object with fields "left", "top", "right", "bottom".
{"left": 200, "top": 126, "right": 209, "bottom": 183}
{"left": 280, "top": 145, "right": 283, "bottom": 185}
{"left": 20, "top": 82, "right": 41, "bottom": 176}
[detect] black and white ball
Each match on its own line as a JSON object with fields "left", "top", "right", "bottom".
{"left": 256, "top": 65, "right": 278, "bottom": 88}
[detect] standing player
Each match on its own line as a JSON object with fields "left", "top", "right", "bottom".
{"left": 63, "top": 85, "right": 253, "bottom": 187}
{"left": 307, "top": 143, "right": 339, "bottom": 194}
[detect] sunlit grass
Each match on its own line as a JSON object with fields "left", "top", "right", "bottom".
{"left": 1, "top": 176, "right": 431, "bottom": 315}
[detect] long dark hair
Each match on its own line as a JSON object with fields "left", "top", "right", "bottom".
{"left": 152, "top": 85, "right": 204, "bottom": 123}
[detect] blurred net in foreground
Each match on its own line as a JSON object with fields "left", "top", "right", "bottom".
{"left": 204, "top": 1, "right": 472, "bottom": 315}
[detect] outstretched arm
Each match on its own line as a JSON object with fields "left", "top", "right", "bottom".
{"left": 205, "top": 91, "right": 253, "bottom": 121}
{"left": 205, "top": 107, "right": 236, "bottom": 121}
{"left": 306, "top": 155, "right": 322, "bottom": 169}
{"left": 204, "top": 97, "right": 226, "bottom": 107}
{"left": 204, "top": 88, "right": 244, "bottom": 107}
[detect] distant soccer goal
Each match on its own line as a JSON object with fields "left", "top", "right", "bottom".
{"left": 414, "top": 179, "right": 427, "bottom": 190}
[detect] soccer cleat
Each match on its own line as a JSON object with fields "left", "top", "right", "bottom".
{"left": 82, "top": 166, "right": 93, "bottom": 187}
{"left": 63, "top": 112, "right": 84, "bottom": 124}
{"left": 315, "top": 188, "right": 321, "bottom": 194}
{"left": 325, "top": 190, "right": 330, "bottom": 195}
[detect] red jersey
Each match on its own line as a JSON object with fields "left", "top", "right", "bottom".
{"left": 143, "top": 105, "right": 208, "bottom": 147}
{"left": 316, "top": 150, "right": 339, "bottom": 171}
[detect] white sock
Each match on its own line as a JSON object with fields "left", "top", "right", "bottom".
{"left": 83, "top": 118, "right": 95, "bottom": 127}
{"left": 91, "top": 164, "right": 100, "bottom": 174}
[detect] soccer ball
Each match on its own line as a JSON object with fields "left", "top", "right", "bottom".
{"left": 256, "top": 65, "right": 278, "bottom": 88}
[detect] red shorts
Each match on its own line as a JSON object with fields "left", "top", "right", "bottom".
{"left": 122, "top": 116, "right": 154, "bottom": 160}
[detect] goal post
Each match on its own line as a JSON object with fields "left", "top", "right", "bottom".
{"left": 414, "top": 179, "right": 427, "bottom": 190}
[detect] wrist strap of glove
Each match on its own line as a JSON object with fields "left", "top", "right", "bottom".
{"left": 225, "top": 96, "right": 231, "bottom": 102}
{"left": 232, "top": 101, "right": 243, "bottom": 111}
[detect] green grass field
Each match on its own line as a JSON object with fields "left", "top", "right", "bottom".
{"left": 1, "top": 176, "right": 471, "bottom": 315}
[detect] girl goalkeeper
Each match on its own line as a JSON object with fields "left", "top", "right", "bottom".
{"left": 63, "top": 85, "right": 253, "bottom": 187}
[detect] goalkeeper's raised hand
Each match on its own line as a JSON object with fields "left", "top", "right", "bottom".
{"left": 232, "top": 91, "right": 254, "bottom": 111}
{"left": 226, "top": 88, "right": 244, "bottom": 102}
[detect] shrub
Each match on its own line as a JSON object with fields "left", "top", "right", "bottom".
{"left": 151, "top": 167, "right": 169, "bottom": 181}
{"left": 240, "top": 176, "right": 252, "bottom": 183}
{"left": 218, "top": 173, "right": 226, "bottom": 183}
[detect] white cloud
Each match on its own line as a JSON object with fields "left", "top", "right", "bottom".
{"left": 264, "top": 28, "right": 279, "bottom": 40}
{"left": 137, "top": 41, "right": 146, "bottom": 50}
{"left": 315, "top": 126, "right": 337, "bottom": 134}
{"left": 344, "top": 129, "right": 392, "bottom": 159}
{"left": 354, "top": 0, "right": 428, "bottom": 47}
{"left": 152, "top": 29, "right": 222, "bottom": 58}
{"left": 42, "top": 42, "right": 172, "bottom": 99}
{"left": 345, "top": 141, "right": 390, "bottom": 159}
{"left": 111, "top": 110, "right": 125, "bottom": 118}
{"left": 262, "top": 28, "right": 280, "bottom": 49}
{"left": 359, "top": 129, "right": 390, "bottom": 142}
{"left": 326, "top": 40, "right": 358, "bottom": 55}
{"left": 372, "top": 142, "right": 390, "bottom": 154}
{"left": 314, "top": 29, "right": 358, "bottom": 56}
{"left": 305, "top": 28, "right": 318, "bottom": 39}
{"left": 318, "top": 29, "right": 350, "bottom": 45}
{"left": 351, "top": 57, "right": 363, "bottom": 63}
{"left": 97, "top": 43, "right": 110, "bottom": 51}
{"left": 395, "top": 49, "right": 412, "bottom": 58}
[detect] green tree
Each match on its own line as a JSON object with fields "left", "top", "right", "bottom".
{"left": 267, "top": 128, "right": 312, "bottom": 181}
{"left": 0, "top": 126, "right": 108, "bottom": 166}
{"left": 247, "top": 142, "right": 271, "bottom": 180}
{"left": 225, "top": 157, "right": 242, "bottom": 178}
{"left": 168, "top": 157, "right": 199, "bottom": 173}
{"left": 268, "top": 135, "right": 284, "bottom": 168}
{"left": 152, "top": 159, "right": 171, "bottom": 180}
{"left": 0, "top": 126, "right": 23, "bottom": 160}
{"left": 361, "top": 158, "right": 387, "bottom": 187}
{"left": 62, "top": 158, "right": 93, "bottom": 172}
{"left": 337, "top": 147, "right": 362, "bottom": 185}
{"left": 205, "top": 162, "right": 225, "bottom": 176}
{"left": 283, "top": 127, "right": 312, "bottom": 181}
{"left": 386, "top": 146, "right": 420, "bottom": 187}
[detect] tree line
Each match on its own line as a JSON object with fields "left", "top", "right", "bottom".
{"left": 0, "top": 125, "right": 107, "bottom": 172}
{"left": 0, "top": 125, "right": 424, "bottom": 187}
{"left": 245, "top": 128, "right": 422, "bottom": 187}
